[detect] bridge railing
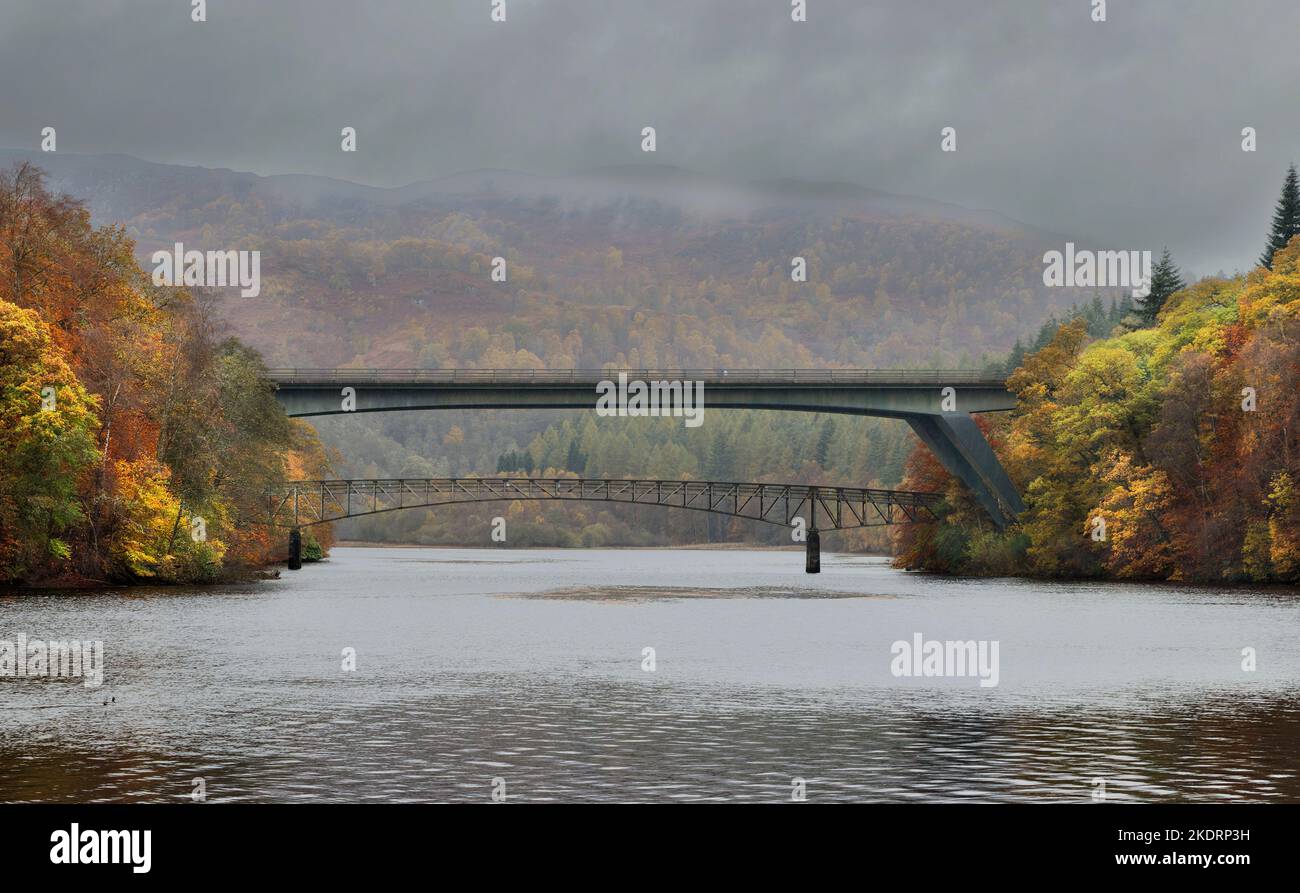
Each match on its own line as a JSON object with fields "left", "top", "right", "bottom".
{"left": 265, "top": 368, "right": 1006, "bottom": 386}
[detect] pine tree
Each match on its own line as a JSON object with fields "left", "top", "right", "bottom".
{"left": 1106, "top": 296, "right": 1124, "bottom": 326}
{"left": 1261, "top": 164, "right": 1300, "bottom": 269}
{"left": 706, "top": 432, "right": 734, "bottom": 480}
{"left": 564, "top": 440, "right": 583, "bottom": 473}
{"left": 1005, "top": 338, "right": 1025, "bottom": 375}
{"left": 1032, "top": 316, "right": 1059, "bottom": 351}
{"left": 814, "top": 419, "right": 835, "bottom": 467}
{"left": 1084, "top": 294, "right": 1107, "bottom": 337}
{"left": 1137, "top": 247, "right": 1185, "bottom": 324}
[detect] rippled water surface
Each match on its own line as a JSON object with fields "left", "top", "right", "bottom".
{"left": 2, "top": 547, "right": 1298, "bottom": 803}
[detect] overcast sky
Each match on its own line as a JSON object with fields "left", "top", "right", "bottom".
{"left": 2, "top": 0, "right": 1297, "bottom": 274}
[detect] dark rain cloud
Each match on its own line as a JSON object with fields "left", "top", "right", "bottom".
{"left": 1, "top": 0, "right": 1297, "bottom": 273}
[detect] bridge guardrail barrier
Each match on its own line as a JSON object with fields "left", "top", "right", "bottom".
{"left": 265, "top": 368, "right": 1007, "bottom": 386}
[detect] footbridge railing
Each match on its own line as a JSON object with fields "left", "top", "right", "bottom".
{"left": 266, "top": 477, "right": 943, "bottom": 529}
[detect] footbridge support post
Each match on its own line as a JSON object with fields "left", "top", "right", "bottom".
{"left": 805, "top": 528, "right": 821, "bottom": 574}
{"left": 288, "top": 527, "right": 302, "bottom": 570}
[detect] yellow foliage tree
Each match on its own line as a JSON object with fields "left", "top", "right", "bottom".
{"left": 106, "top": 458, "right": 224, "bottom": 582}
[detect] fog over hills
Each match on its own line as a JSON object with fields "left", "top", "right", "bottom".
{"left": 5, "top": 0, "right": 1293, "bottom": 275}
{"left": 0, "top": 150, "right": 1050, "bottom": 239}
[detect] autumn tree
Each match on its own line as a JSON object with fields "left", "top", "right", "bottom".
{"left": 0, "top": 300, "right": 100, "bottom": 580}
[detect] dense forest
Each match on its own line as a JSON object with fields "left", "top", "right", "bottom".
{"left": 896, "top": 167, "right": 1300, "bottom": 584}
{"left": 0, "top": 163, "right": 334, "bottom": 586}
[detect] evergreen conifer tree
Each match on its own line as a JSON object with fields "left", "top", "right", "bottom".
{"left": 1137, "top": 247, "right": 1185, "bottom": 324}
{"left": 814, "top": 419, "right": 835, "bottom": 467}
{"left": 1261, "top": 163, "right": 1300, "bottom": 269}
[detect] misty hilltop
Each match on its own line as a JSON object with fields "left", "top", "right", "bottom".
{"left": 1, "top": 149, "right": 1099, "bottom": 370}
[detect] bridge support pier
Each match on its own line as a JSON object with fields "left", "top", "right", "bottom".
{"left": 288, "top": 527, "right": 302, "bottom": 570}
{"left": 905, "top": 414, "right": 1025, "bottom": 529}
{"left": 805, "top": 529, "right": 820, "bottom": 574}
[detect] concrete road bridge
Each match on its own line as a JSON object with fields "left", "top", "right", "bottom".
{"left": 267, "top": 368, "right": 1025, "bottom": 528}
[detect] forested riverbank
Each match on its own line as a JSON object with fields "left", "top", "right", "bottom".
{"left": 896, "top": 170, "right": 1300, "bottom": 584}
{"left": 7, "top": 157, "right": 1299, "bottom": 588}
{"left": 0, "top": 163, "right": 333, "bottom": 587}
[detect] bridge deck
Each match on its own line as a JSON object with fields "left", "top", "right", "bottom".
{"left": 266, "top": 368, "right": 1006, "bottom": 387}
{"left": 267, "top": 477, "right": 944, "bottom": 530}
